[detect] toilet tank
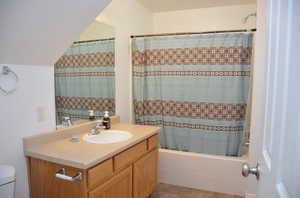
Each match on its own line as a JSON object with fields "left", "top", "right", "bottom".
{"left": 0, "top": 165, "right": 15, "bottom": 198}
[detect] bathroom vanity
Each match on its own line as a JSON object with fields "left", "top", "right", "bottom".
{"left": 23, "top": 118, "right": 160, "bottom": 198}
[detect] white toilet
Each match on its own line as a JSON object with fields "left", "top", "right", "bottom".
{"left": 0, "top": 165, "right": 15, "bottom": 198}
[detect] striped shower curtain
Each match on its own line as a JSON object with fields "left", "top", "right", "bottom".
{"left": 55, "top": 39, "right": 115, "bottom": 124}
{"left": 132, "top": 33, "right": 253, "bottom": 156}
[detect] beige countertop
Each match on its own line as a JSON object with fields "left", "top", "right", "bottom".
{"left": 23, "top": 119, "right": 160, "bottom": 169}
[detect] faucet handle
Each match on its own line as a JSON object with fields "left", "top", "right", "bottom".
{"left": 63, "top": 116, "right": 70, "bottom": 121}
{"left": 88, "top": 129, "right": 97, "bottom": 136}
{"left": 63, "top": 117, "right": 72, "bottom": 126}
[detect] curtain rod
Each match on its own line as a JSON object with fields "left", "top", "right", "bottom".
{"left": 73, "top": 37, "right": 115, "bottom": 44}
{"left": 130, "top": 29, "right": 256, "bottom": 38}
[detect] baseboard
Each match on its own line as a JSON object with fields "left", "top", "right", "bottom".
{"left": 245, "top": 193, "right": 256, "bottom": 198}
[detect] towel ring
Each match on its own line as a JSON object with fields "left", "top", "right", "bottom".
{"left": 0, "top": 66, "right": 19, "bottom": 95}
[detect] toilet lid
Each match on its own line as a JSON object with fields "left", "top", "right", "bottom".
{"left": 0, "top": 165, "right": 15, "bottom": 186}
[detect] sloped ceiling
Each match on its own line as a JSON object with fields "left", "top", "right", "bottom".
{"left": 138, "top": 0, "right": 256, "bottom": 12}
{"left": 0, "top": 0, "right": 111, "bottom": 65}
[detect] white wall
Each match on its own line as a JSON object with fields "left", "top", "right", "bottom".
{"left": 96, "top": 0, "right": 153, "bottom": 123}
{"left": 152, "top": 4, "right": 256, "bottom": 33}
{"left": 0, "top": 64, "right": 56, "bottom": 198}
{"left": 0, "top": 0, "right": 111, "bottom": 65}
{"left": 76, "top": 21, "right": 115, "bottom": 41}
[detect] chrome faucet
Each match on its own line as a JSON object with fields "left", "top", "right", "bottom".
{"left": 88, "top": 120, "right": 105, "bottom": 135}
{"left": 62, "top": 117, "right": 72, "bottom": 127}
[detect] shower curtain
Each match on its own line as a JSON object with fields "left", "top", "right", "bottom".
{"left": 55, "top": 39, "right": 115, "bottom": 124}
{"left": 132, "top": 33, "right": 253, "bottom": 156}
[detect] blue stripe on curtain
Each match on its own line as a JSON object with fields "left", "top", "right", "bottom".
{"left": 132, "top": 33, "right": 253, "bottom": 156}
{"left": 55, "top": 39, "right": 115, "bottom": 124}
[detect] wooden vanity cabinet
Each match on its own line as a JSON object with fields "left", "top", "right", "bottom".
{"left": 133, "top": 149, "right": 158, "bottom": 198}
{"left": 27, "top": 134, "right": 159, "bottom": 198}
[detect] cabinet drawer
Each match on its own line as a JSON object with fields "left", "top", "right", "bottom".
{"left": 89, "top": 166, "right": 132, "bottom": 198}
{"left": 114, "top": 141, "right": 147, "bottom": 171}
{"left": 147, "top": 134, "right": 159, "bottom": 150}
{"left": 88, "top": 158, "right": 113, "bottom": 189}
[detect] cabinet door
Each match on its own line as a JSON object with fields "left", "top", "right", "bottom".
{"left": 133, "top": 149, "right": 158, "bottom": 198}
{"left": 28, "top": 158, "right": 87, "bottom": 198}
{"left": 89, "top": 166, "right": 132, "bottom": 198}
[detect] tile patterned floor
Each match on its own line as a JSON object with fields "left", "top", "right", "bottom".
{"left": 150, "top": 183, "right": 244, "bottom": 198}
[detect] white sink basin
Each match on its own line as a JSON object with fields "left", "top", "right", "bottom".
{"left": 83, "top": 130, "right": 133, "bottom": 144}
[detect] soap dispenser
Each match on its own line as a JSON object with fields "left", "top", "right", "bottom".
{"left": 103, "top": 111, "right": 111, "bottom": 129}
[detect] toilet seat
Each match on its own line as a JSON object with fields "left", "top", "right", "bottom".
{"left": 0, "top": 165, "right": 15, "bottom": 186}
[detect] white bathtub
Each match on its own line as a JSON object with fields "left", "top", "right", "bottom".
{"left": 158, "top": 149, "right": 247, "bottom": 196}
